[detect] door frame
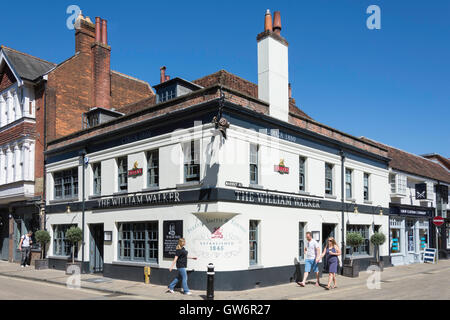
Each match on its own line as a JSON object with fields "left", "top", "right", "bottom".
{"left": 89, "top": 223, "right": 104, "bottom": 273}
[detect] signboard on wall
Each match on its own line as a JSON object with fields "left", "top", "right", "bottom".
{"left": 163, "top": 221, "right": 183, "bottom": 258}
{"left": 415, "top": 183, "right": 427, "bottom": 200}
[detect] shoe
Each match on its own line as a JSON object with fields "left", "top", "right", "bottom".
{"left": 167, "top": 289, "right": 174, "bottom": 294}
{"left": 185, "top": 292, "right": 192, "bottom": 295}
{"left": 21, "top": 265, "right": 25, "bottom": 268}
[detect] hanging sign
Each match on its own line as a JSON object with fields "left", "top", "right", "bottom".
{"left": 128, "top": 161, "right": 143, "bottom": 177}
{"left": 274, "top": 159, "right": 290, "bottom": 174}
{"left": 415, "top": 183, "right": 427, "bottom": 200}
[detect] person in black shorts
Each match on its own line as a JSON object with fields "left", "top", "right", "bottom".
{"left": 167, "top": 238, "right": 197, "bottom": 295}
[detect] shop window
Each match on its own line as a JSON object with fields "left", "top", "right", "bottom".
{"left": 54, "top": 168, "right": 78, "bottom": 200}
{"left": 147, "top": 150, "right": 159, "bottom": 188}
{"left": 183, "top": 140, "right": 200, "bottom": 183}
{"left": 249, "top": 220, "right": 259, "bottom": 265}
{"left": 53, "top": 224, "right": 78, "bottom": 257}
{"left": 92, "top": 163, "right": 101, "bottom": 196}
{"left": 390, "top": 227, "right": 401, "bottom": 254}
{"left": 419, "top": 228, "right": 428, "bottom": 251}
{"left": 406, "top": 220, "right": 415, "bottom": 252}
{"left": 299, "top": 157, "right": 306, "bottom": 191}
{"left": 249, "top": 144, "right": 259, "bottom": 185}
{"left": 118, "top": 222, "right": 158, "bottom": 263}
{"left": 346, "top": 225, "right": 370, "bottom": 255}
{"left": 299, "top": 222, "right": 305, "bottom": 261}
{"left": 325, "top": 163, "right": 333, "bottom": 195}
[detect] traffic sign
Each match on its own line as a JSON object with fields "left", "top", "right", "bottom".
{"left": 433, "top": 216, "right": 445, "bottom": 227}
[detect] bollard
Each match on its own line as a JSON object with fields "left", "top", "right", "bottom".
{"left": 144, "top": 266, "right": 151, "bottom": 284}
{"left": 206, "top": 263, "right": 215, "bottom": 300}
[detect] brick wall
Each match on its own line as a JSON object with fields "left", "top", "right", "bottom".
{"left": 0, "top": 65, "right": 16, "bottom": 92}
{"left": 193, "top": 70, "right": 258, "bottom": 98}
{"left": 34, "top": 82, "right": 45, "bottom": 196}
{"left": 0, "top": 122, "right": 36, "bottom": 146}
{"left": 111, "top": 71, "right": 154, "bottom": 109}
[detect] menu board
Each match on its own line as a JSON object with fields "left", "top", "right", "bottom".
{"left": 163, "top": 220, "right": 183, "bottom": 258}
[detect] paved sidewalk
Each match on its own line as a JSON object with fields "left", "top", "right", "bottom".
{"left": 0, "top": 260, "right": 449, "bottom": 300}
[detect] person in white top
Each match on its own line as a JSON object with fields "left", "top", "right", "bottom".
{"left": 19, "top": 231, "right": 33, "bottom": 267}
{"left": 297, "top": 232, "right": 321, "bottom": 287}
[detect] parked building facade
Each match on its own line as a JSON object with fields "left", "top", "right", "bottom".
{"left": 0, "top": 12, "right": 154, "bottom": 263}
{"left": 44, "top": 11, "right": 392, "bottom": 290}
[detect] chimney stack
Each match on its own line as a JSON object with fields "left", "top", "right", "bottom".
{"left": 160, "top": 66, "right": 167, "bottom": 83}
{"left": 273, "top": 11, "right": 282, "bottom": 35}
{"left": 92, "top": 16, "right": 111, "bottom": 109}
{"left": 289, "top": 83, "right": 292, "bottom": 99}
{"left": 74, "top": 12, "right": 95, "bottom": 54}
{"left": 264, "top": 9, "right": 273, "bottom": 32}
{"left": 257, "top": 10, "right": 289, "bottom": 122}
{"left": 101, "top": 19, "right": 108, "bottom": 45}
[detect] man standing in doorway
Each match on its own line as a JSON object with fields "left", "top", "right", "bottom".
{"left": 19, "top": 231, "right": 33, "bottom": 267}
{"left": 298, "top": 232, "right": 321, "bottom": 287}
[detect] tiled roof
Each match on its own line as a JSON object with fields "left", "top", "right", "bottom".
{"left": 1, "top": 46, "right": 56, "bottom": 81}
{"left": 421, "top": 154, "right": 450, "bottom": 171}
{"left": 361, "top": 138, "right": 450, "bottom": 184}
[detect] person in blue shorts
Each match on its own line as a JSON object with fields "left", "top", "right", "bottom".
{"left": 298, "top": 232, "right": 321, "bottom": 287}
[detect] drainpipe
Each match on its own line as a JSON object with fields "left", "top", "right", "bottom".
{"left": 339, "top": 149, "right": 346, "bottom": 267}
{"left": 79, "top": 149, "right": 87, "bottom": 272}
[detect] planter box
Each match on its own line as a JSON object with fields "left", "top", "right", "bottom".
{"left": 35, "top": 259, "right": 48, "bottom": 270}
{"left": 369, "top": 260, "right": 384, "bottom": 272}
{"left": 66, "top": 262, "right": 82, "bottom": 275}
{"left": 342, "top": 265, "right": 360, "bottom": 278}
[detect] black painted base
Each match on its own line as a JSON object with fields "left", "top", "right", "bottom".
{"left": 102, "top": 256, "right": 392, "bottom": 291}
{"left": 48, "top": 258, "right": 90, "bottom": 274}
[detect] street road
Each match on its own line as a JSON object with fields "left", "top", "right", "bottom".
{"left": 0, "top": 276, "right": 143, "bottom": 300}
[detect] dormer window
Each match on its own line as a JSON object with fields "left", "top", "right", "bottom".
{"left": 82, "top": 107, "right": 124, "bottom": 129}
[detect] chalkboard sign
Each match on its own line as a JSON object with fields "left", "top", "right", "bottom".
{"left": 423, "top": 248, "right": 437, "bottom": 264}
{"left": 163, "top": 220, "right": 183, "bottom": 258}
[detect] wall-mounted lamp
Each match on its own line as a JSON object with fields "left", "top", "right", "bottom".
{"left": 354, "top": 205, "right": 359, "bottom": 214}
{"left": 66, "top": 205, "right": 71, "bottom": 214}
{"left": 377, "top": 205, "right": 383, "bottom": 216}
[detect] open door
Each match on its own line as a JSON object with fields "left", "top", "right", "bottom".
{"left": 322, "top": 224, "right": 336, "bottom": 250}
{"left": 89, "top": 224, "right": 104, "bottom": 273}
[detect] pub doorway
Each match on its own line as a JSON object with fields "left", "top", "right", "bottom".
{"left": 89, "top": 224, "right": 104, "bottom": 273}
{"left": 322, "top": 223, "right": 336, "bottom": 250}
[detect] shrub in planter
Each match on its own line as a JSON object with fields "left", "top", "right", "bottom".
{"left": 343, "top": 232, "right": 364, "bottom": 278}
{"left": 65, "top": 227, "right": 82, "bottom": 275}
{"left": 370, "top": 232, "right": 386, "bottom": 271}
{"left": 34, "top": 230, "right": 50, "bottom": 270}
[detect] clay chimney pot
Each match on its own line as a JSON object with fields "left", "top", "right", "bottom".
{"left": 264, "top": 9, "right": 273, "bottom": 32}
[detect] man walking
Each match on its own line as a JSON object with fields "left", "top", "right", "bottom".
{"left": 298, "top": 232, "right": 321, "bottom": 287}
{"left": 19, "top": 231, "right": 33, "bottom": 267}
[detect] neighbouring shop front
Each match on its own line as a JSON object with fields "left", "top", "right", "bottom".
{"left": 389, "top": 204, "right": 433, "bottom": 266}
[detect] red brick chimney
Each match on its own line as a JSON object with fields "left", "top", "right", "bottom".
{"left": 160, "top": 66, "right": 166, "bottom": 83}
{"left": 74, "top": 13, "right": 95, "bottom": 54}
{"left": 92, "top": 17, "right": 111, "bottom": 109}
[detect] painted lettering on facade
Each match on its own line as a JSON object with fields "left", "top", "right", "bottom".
{"left": 234, "top": 190, "right": 321, "bottom": 209}
{"left": 96, "top": 191, "right": 181, "bottom": 209}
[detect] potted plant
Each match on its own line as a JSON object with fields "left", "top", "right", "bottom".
{"left": 65, "top": 226, "right": 82, "bottom": 275}
{"left": 343, "top": 232, "right": 364, "bottom": 278}
{"left": 370, "top": 232, "right": 386, "bottom": 271}
{"left": 34, "top": 230, "right": 51, "bottom": 270}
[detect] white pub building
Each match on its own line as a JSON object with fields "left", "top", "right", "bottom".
{"left": 44, "top": 10, "right": 392, "bottom": 290}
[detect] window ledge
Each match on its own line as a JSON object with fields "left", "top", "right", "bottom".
{"left": 89, "top": 195, "right": 102, "bottom": 200}
{"left": 325, "top": 195, "right": 337, "bottom": 200}
{"left": 298, "top": 191, "right": 310, "bottom": 196}
{"left": 248, "top": 264, "right": 264, "bottom": 270}
{"left": 143, "top": 186, "right": 160, "bottom": 192}
{"left": 113, "top": 191, "right": 128, "bottom": 196}
{"left": 112, "top": 260, "right": 159, "bottom": 268}
{"left": 364, "top": 200, "right": 373, "bottom": 205}
{"left": 176, "top": 181, "right": 202, "bottom": 189}
{"left": 345, "top": 198, "right": 356, "bottom": 202}
{"left": 249, "top": 184, "right": 264, "bottom": 190}
{"left": 49, "top": 198, "right": 79, "bottom": 205}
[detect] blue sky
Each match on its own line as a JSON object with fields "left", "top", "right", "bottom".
{"left": 2, "top": 0, "right": 449, "bottom": 156}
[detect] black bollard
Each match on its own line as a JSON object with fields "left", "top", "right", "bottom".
{"left": 206, "top": 263, "right": 215, "bottom": 300}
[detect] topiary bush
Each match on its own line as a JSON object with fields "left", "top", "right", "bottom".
{"left": 66, "top": 227, "right": 82, "bottom": 263}
{"left": 35, "top": 230, "right": 51, "bottom": 259}
{"left": 346, "top": 232, "right": 364, "bottom": 259}
{"left": 370, "top": 232, "right": 386, "bottom": 262}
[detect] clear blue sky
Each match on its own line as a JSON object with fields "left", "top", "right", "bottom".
{"left": 2, "top": 0, "right": 449, "bottom": 156}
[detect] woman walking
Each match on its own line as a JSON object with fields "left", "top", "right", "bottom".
{"left": 167, "top": 238, "right": 197, "bottom": 295}
{"left": 319, "top": 237, "right": 341, "bottom": 290}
